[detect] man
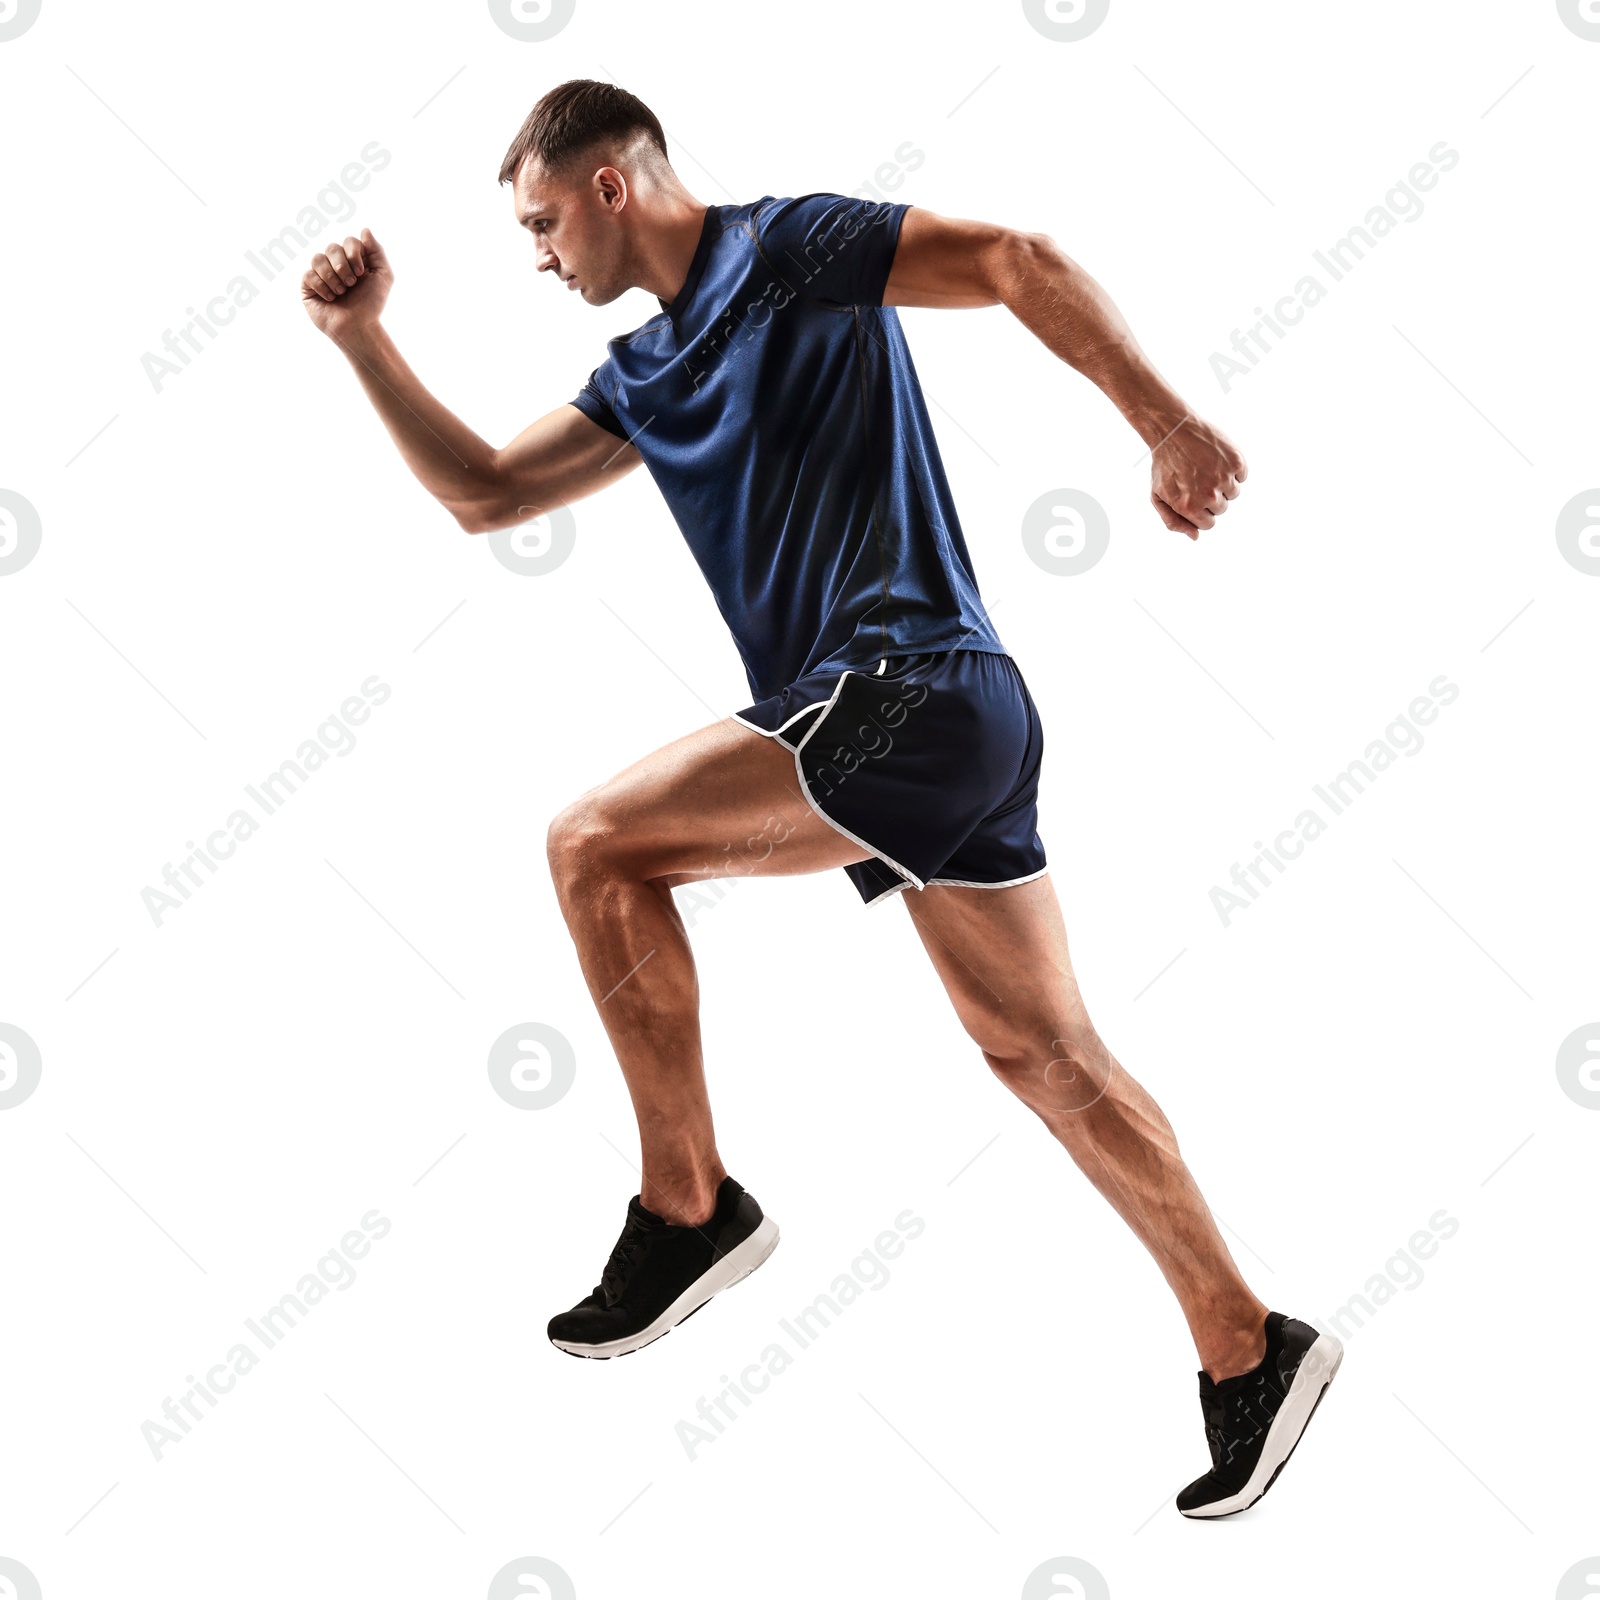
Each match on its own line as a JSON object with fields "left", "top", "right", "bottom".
{"left": 300, "top": 78, "right": 1341, "bottom": 1518}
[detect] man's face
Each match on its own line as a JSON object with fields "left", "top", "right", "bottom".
{"left": 512, "top": 156, "right": 629, "bottom": 306}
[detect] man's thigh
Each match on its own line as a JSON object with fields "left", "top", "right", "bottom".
{"left": 900, "top": 874, "right": 1088, "bottom": 1052}
{"left": 558, "top": 716, "right": 871, "bottom": 884}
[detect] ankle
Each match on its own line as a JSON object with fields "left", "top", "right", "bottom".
{"left": 639, "top": 1159, "right": 727, "bottom": 1227}
{"left": 1199, "top": 1304, "right": 1269, "bottom": 1383}
{"left": 646, "top": 1190, "right": 718, "bottom": 1227}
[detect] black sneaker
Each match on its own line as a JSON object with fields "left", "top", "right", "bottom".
{"left": 547, "top": 1175, "right": 779, "bottom": 1359}
{"left": 1176, "top": 1311, "right": 1343, "bottom": 1518}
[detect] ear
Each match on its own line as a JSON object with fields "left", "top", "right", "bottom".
{"left": 592, "top": 165, "right": 628, "bottom": 212}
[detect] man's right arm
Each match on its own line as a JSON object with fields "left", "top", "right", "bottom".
{"left": 301, "top": 227, "right": 641, "bottom": 533}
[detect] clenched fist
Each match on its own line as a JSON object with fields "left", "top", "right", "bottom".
{"left": 301, "top": 227, "right": 392, "bottom": 339}
{"left": 1149, "top": 414, "right": 1247, "bottom": 540}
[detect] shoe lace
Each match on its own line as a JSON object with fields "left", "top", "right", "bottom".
{"left": 1203, "top": 1375, "right": 1280, "bottom": 1468}
{"left": 600, "top": 1219, "right": 651, "bottom": 1305}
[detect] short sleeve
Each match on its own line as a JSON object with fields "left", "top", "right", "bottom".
{"left": 569, "top": 361, "right": 628, "bottom": 440}
{"left": 755, "top": 193, "right": 909, "bottom": 307}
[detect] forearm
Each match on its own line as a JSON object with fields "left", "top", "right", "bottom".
{"left": 332, "top": 323, "right": 502, "bottom": 523}
{"left": 995, "top": 234, "right": 1190, "bottom": 448}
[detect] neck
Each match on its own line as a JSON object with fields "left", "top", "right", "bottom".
{"left": 632, "top": 191, "right": 709, "bottom": 303}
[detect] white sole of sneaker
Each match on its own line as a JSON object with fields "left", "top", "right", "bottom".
{"left": 1179, "top": 1331, "right": 1344, "bottom": 1518}
{"left": 550, "top": 1215, "right": 781, "bottom": 1360}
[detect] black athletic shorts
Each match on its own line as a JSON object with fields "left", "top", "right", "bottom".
{"left": 732, "top": 648, "right": 1048, "bottom": 906}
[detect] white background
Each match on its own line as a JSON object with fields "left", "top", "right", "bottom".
{"left": 2, "top": 1, "right": 1596, "bottom": 1596}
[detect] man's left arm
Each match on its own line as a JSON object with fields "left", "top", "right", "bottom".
{"left": 883, "top": 207, "right": 1245, "bottom": 541}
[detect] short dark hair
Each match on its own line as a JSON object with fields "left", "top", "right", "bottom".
{"left": 498, "top": 79, "right": 669, "bottom": 186}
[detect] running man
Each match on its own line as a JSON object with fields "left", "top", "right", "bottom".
{"left": 300, "top": 79, "right": 1341, "bottom": 1518}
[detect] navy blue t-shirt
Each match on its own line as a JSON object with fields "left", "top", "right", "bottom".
{"left": 569, "top": 193, "right": 1006, "bottom": 701}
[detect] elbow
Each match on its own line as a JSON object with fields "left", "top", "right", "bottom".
{"left": 450, "top": 490, "right": 553, "bottom": 537}
{"left": 985, "top": 227, "right": 1062, "bottom": 303}
{"left": 1009, "top": 228, "right": 1063, "bottom": 271}
{"left": 450, "top": 455, "right": 556, "bottom": 534}
{"left": 450, "top": 503, "right": 499, "bottom": 535}
{"left": 445, "top": 473, "right": 519, "bottom": 535}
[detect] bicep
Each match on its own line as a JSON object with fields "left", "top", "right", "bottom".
{"left": 490, "top": 403, "right": 642, "bottom": 522}
{"left": 882, "top": 207, "right": 1016, "bottom": 310}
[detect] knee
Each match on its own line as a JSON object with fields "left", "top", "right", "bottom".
{"left": 961, "top": 1009, "right": 1048, "bottom": 1078}
{"left": 545, "top": 795, "right": 622, "bottom": 900}
{"left": 980, "top": 1020, "right": 1108, "bottom": 1105}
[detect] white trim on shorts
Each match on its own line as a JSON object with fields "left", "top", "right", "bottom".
{"left": 730, "top": 656, "right": 889, "bottom": 744}
{"left": 924, "top": 866, "right": 1050, "bottom": 890}
{"left": 786, "top": 667, "right": 927, "bottom": 892}
{"left": 863, "top": 879, "right": 911, "bottom": 908}
{"left": 731, "top": 707, "right": 812, "bottom": 740}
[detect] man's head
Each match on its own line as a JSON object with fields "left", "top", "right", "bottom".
{"left": 499, "top": 79, "right": 675, "bottom": 305}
